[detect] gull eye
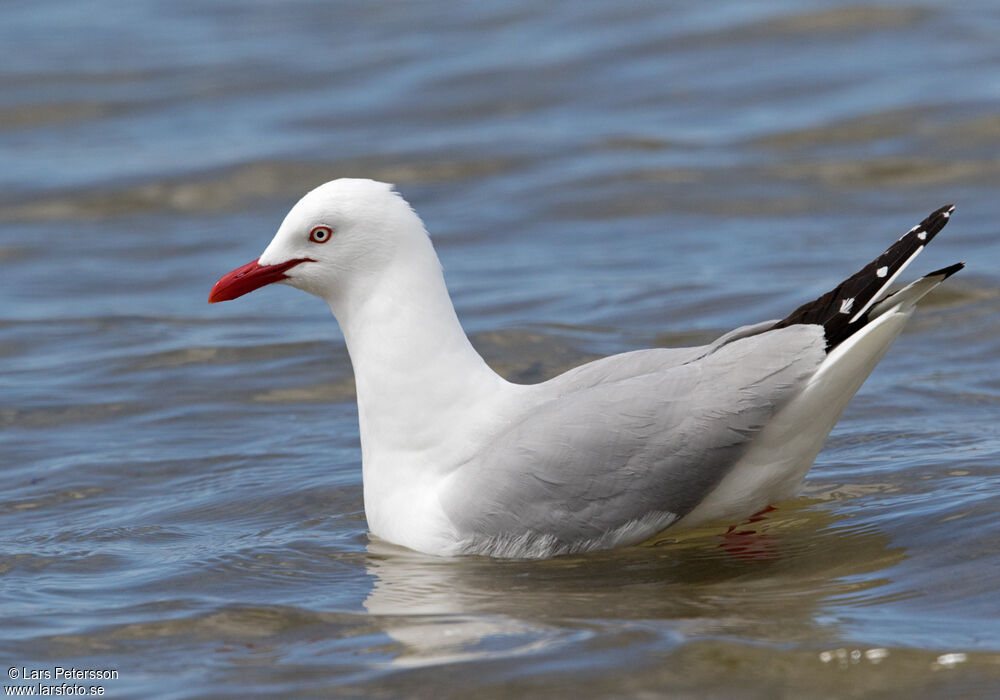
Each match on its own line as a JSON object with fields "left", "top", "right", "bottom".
{"left": 309, "top": 225, "right": 333, "bottom": 243}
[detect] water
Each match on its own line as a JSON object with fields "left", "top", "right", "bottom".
{"left": 2, "top": 1, "right": 1000, "bottom": 697}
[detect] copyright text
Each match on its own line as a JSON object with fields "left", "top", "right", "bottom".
{"left": 5, "top": 667, "right": 118, "bottom": 696}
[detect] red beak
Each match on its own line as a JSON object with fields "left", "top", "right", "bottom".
{"left": 208, "top": 257, "right": 314, "bottom": 303}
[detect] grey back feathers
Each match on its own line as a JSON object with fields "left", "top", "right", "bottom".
{"left": 441, "top": 324, "right": 826, "bottom": 557}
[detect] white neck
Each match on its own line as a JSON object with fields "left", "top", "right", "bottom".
{"left": 327, "top": 234, "right": 508, "bottom": 467}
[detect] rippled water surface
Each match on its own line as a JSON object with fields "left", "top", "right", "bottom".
{"left": 3, "top": 1, "right": 1000, "bottom": 697}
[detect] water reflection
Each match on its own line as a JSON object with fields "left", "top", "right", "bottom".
{"left": 363, "top": 500, "right": 905, "bottom": 667}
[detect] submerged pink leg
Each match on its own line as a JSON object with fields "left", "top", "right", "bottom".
{"left": 720, "top": 505, "right": 779, "bottom": 561}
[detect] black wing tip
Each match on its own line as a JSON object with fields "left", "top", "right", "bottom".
{"left": 926, "top": 261, "right": 965, "bottom": 280}
{"left": 928, "top": 203, "right": 956, "bottom": 218}
{"left": 916, "top": 203, "right": 956, "bottom": 240}
{"left": 774, "top": 203, "right": 959, "bottom": 351}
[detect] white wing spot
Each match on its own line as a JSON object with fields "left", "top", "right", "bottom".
{"left": 877, "top": 266, "right": 888, "bottom": 277}
{"left": 942, "top": 210, "right": 951, "bottom": 219}
{"left": 839, "top": 297, "right": 855, "bottom": 314}
{"left": 918, "top": 231, "right": 927, "bottom": 240}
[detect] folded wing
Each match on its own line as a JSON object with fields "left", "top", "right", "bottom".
{"left": 442, "top": 324, "right": 825, "bottom": 557}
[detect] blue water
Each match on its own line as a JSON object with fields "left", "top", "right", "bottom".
{"left": 2, "top": 1, "right": 1000, "bottom": 697}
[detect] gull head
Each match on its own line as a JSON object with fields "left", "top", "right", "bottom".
{"left": 209, "top": 178, "right": 427, "bottom": 306}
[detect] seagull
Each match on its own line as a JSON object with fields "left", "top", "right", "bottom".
{"left": 209, "top": 179, "right": 962, "bottom": 559}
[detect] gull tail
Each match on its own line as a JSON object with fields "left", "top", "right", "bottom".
{"left": 774, "top": 204, "right": 959, "bottom": 349}
{"left": 692, "top": 209, "right": 965, "bottom": 524}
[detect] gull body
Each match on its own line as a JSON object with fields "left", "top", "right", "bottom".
{"left": 210, "top": 179, "right": 961, "bottom": 559}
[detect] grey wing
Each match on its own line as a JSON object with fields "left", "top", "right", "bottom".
{"left": 546, "top": 319, "right": 782, "bottom": 389}
{"left": 441, "top": 324, "right": 825, "bottom": 552}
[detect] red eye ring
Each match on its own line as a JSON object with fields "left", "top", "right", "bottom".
{"left": 309, "top": 225, "right": 333, "bottom": 243}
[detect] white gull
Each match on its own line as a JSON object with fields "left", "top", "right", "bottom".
{"left": 209, "top": 179, "right": 961, "bottom": 559}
